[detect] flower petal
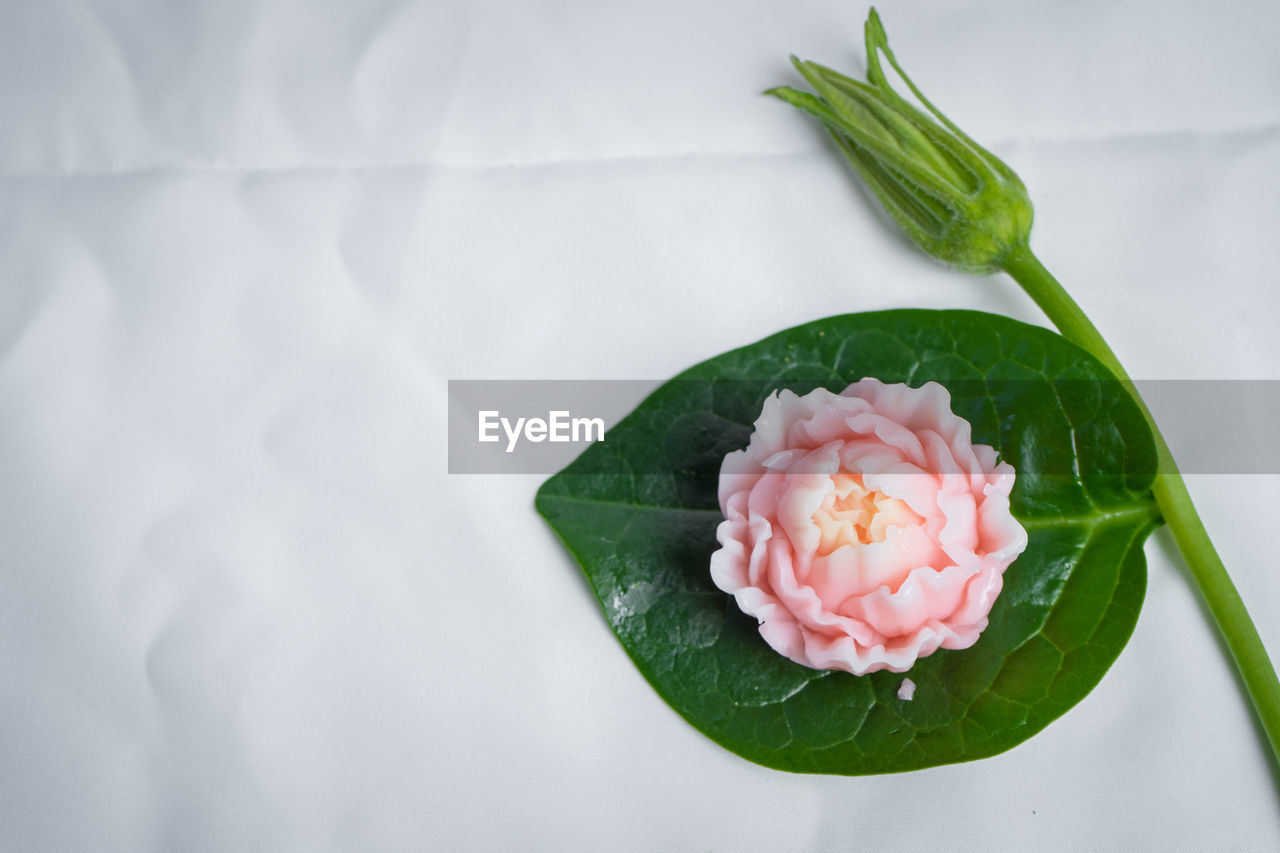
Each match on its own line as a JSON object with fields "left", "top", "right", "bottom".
{"left": 710, "top": 380, "right": 1028, "bottom": 675}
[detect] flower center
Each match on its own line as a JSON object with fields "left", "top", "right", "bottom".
{"left": 813, "top": 472, "right": 920, "bottom": 556}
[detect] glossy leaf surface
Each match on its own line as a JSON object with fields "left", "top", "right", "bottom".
{"left": 537, "top": 310, "right": 1159, "bottom": 774}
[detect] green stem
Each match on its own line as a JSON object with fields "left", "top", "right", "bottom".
{"left": 1002, "top": 242, "right": 1280, "bottom": 771}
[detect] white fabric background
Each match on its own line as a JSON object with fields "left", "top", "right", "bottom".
{"left": 2, "top": 0, "right": 1278, "bottom": 849}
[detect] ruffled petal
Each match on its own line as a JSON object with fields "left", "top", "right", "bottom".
{"left": 708, "top": 380, "right": 1028, "bottom": 676}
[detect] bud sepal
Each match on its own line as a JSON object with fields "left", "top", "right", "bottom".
{"left": 767, "top": 9, "right": 1033, "bottom": 273}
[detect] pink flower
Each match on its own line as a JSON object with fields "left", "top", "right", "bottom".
{"left": 710, "top": 379, "right": 1028, "bottom": 675}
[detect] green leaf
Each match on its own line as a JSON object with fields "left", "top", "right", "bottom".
{"left": 536, "top": 310, "right": 1159, "bottom": 774}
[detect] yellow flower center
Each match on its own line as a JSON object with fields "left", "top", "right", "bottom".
{"left": 813, "top": 472, "right": 921, "bottom": 556}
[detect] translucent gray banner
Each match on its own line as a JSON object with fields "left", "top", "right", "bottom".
{"left": 448, "top": 379, "right": 1280, "bottom": 475}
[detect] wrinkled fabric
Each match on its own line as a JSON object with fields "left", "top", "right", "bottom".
{"left": 2, "top": 1, "right": 1279, "bottom": 851}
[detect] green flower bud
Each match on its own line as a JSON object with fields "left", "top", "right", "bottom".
{"left": 767, "top": 8, "right": 1033, "bottom": 273}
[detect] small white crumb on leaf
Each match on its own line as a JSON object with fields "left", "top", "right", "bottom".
{"left": 897, "top": 678, "right": 916, "bottom": 701}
